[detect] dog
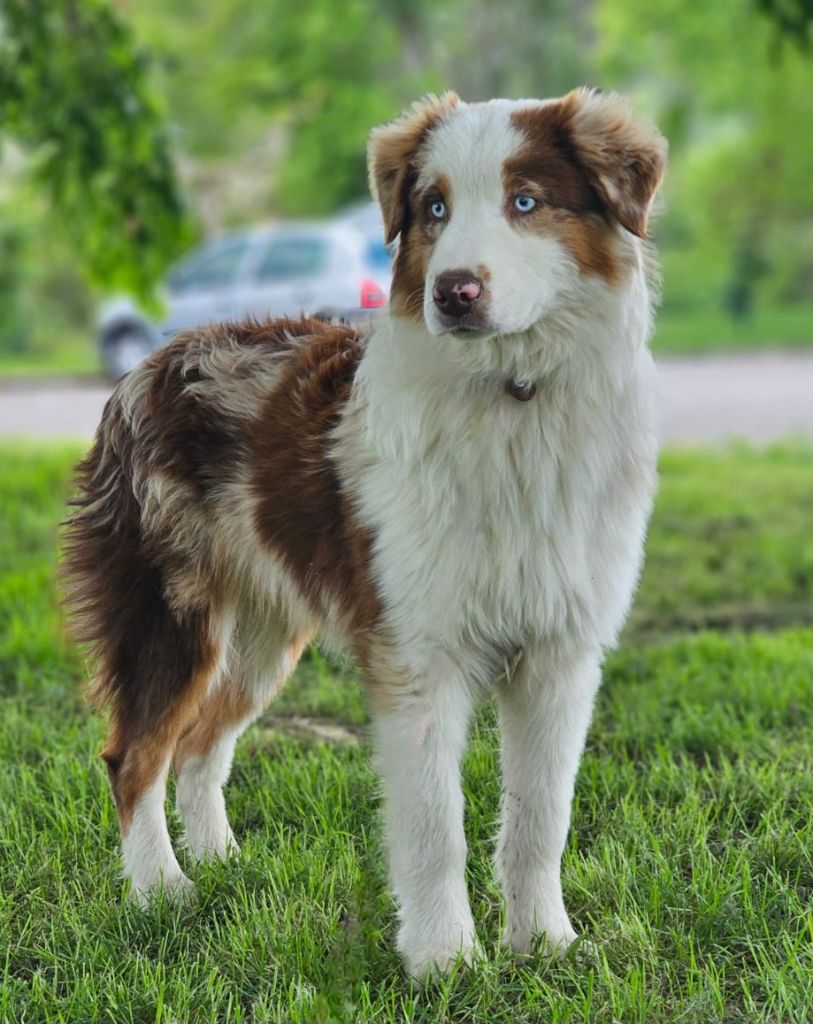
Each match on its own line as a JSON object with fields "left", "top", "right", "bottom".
{"left": 63, "top": 87, "right": 666, "bottom": 978}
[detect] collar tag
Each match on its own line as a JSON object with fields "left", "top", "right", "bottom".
{"left": 505, "top": 379, "right": 537, "bottom": 402}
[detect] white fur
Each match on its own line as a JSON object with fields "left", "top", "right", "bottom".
{"left": 418, "top": 100, "right": 579, "bottom": 337}
{"left": 175, "top": 731, "right": 242, "bottom": 862}
{"left": 373, "top": 671, "right": 478, "bottom": 976}
{"left": 123, "top": 769, "right": 193, "bottom": 906}
{"left": 333, "top": 100, "right": 658, "bottom": 974}
{"left": 496, "top": 647, "right": 601, "bottom": 953}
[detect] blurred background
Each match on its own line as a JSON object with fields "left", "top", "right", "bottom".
{"left": 1, "top": 0, "right": 812, "bottom": 374}
{"left": 2, "top": 8, "right": 813, "bottom": 1018}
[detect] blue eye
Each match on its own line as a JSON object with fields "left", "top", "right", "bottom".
{"left": 429, "top": 199, "right": 446, "bottom": 219}
{"left": 514, "top": 194, "right": 536, "bottom": 213}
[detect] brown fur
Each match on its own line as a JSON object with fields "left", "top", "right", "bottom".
{"left": 251, "top": 329, "right": 382, "bottom": 634}
{"left": 389, "top": 219, "right": 432, "bottom": 320}
{"left": 62, "top": 316, "right": 377, "bottom": 835}
{"left": 370, "top": 98, "right": 459, "bottom": 321}
{"left": 174, "top": 684, "right": 255, "bottom": 767}
{"left": 173, "top": 633, "right": 309, "bottom": 774}
{"left": 368, "top": 93, "right": 458, "bottom": 245}
{"left": 556, "top": 88, "right": 666, "bottom": 238}
{"left": 388, "top": 175, "right": 456, "bottom": 320}
{"left": 504, "top": 91, "right": 665, "bottom": 278}
{"left": 506, "top": 107, "right": 607, "bottom": 217}
{"left": 63, "top": 397, "right": 225, "bottom": 829}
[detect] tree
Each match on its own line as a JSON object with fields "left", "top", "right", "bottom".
{"left": 757, "top": 0, "right": 813, "bottom": 45}
{"left": 594, "top": 0, "right": 813, "bottom": 315}
{"left": 0, "top": 0, "right": 191, "bottom": 301}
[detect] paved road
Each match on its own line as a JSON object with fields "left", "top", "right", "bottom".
{"left": 656, "top": 351, "right": 813, "bottom": 444}
{"left": 1, "top": 350, "right": 812, "bottom": 444}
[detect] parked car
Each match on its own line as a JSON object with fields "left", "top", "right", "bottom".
{"left": 97, "top": 205, "right": 392, "bottom": 379}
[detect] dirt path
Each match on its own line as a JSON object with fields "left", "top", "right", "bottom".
{"left": 1, "top": 350, "right": 812, "bottom": 444}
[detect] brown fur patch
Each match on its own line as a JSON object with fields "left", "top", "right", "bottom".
{"left": 251, "top": 326, "right": 382, "bottom": 634}
{"left": 506, "top": 92, "right": 665, "bottom": 278}
{"left": 509, "top": 90, "right": 666, "bottom": 240}
{"left": 503, "top": 115, "right": 621, "bottom": 283}
{"left": 562, "top": 88, "right": 666, "bottom": 238}
{"left": 390, "top": 215, "right": 435, "bottom": 321}
{"left": 173, "top": 683, "right": 255, "bottom": 767}
{"left": 102, "top": 644, "right": 218, "bottom": 832}
{"left": 173, "top": 635, "right": 309, "bottom": 770}
{"left": 390, "top": 175, "right": 455, "bottom": 321}
{"left": 64, "top": 416, "right": 223, "bottom": 828}
{"left": 543, "top": 209, "right": 623, "bottom": 282}
{"left": 368, "top": 93, "right": 458, "bottom": 245}
{"left": 63, "top": 411, "right": 219, "bottom": 726}
{"left": 506, "top": 107, "right": 606, "bottom": 217}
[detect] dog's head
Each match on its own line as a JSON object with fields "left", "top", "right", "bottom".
{"left": 369, "top": 88, "right": 666, "bottom": 339}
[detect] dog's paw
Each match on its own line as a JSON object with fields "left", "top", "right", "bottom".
{"left": 130, "top": 870, "right": 195, "bottom": 909}
{"left": 183, "top": 825, "right": 240, "bottom": 863}
{"left": 503, "top": 917, "right": 578, "bottom": 959}
{"left": 399, "top": 926, "right": 479, "bottom": 980}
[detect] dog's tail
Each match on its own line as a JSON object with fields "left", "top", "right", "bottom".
{"left": 60, "top": 383, "right": 147, "bottom": 710}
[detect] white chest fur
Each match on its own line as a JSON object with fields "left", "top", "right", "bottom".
{"left": 336, "top": 307, "right": 658, "bottom": 688}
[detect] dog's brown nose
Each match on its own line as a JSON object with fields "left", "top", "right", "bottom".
{"left": 432, "top": 270, "right": 483, "bottom": 318}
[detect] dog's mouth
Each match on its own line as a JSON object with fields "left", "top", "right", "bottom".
{"left": 447, "top": 324, "right": 492, "bottom": 339}
{"left": 433, "top": 314, "right": 497, "bottom": 339}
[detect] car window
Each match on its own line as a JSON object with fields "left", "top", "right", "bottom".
{"left": 168, "top": 239, "right": 249, "bottom": 293}
{"left": 365, "top": 238, "right": 393, "bottom": 272}
{"left": 254, "top": 237, "right": 327, "bottom": 282}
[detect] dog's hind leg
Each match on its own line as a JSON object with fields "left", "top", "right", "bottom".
{"left": 98, "top": 602, "right": 233, "bottom": 907}
{"left": 173, "top": 612, "right": 308, "bottom": 863}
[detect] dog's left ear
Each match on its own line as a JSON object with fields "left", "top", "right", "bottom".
{"left": 368, "top": 92, "right": 459, "bottom": 245}
{"left": 564, "top": 87, "right": 667, "bottom": 238}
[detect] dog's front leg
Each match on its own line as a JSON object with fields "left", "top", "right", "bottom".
{"left": 496, "top": 648, "right": 601, "bottom": 956}
{"left": 372, "top": 675, "right": 476, "bottom": 979}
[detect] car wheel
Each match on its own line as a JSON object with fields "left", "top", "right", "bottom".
{"left": 101, "top": 324, "right": 154, "bottom": 380}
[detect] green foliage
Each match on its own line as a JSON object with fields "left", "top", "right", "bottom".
{"left": 757, "top": 0, "right": 813, "bottom": 44}
{"left": 594, "top": 0, "right": 813, "bottom": 316}
{"left": 0, "top": 0, "right": 193, "bottom": 302}
{"left": 0, "top": 186, "right": 95, "bottom": 362}
{"left": 0, "top": 211, "right": 29, "bottom": 353}
{"left": 1, "top": 0, "right": 812, "bottom": 363}
{"left": 130, "top": 0, "right": 411, "bottom": 216}
{"left": 1, "top": 444, "right": 813, "bottom": 1020}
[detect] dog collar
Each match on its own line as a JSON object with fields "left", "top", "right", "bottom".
{"left": 505, "top": 379, "right": 537, "bottom": 402}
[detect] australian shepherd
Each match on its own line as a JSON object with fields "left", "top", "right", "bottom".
{"left": 63, "top": 88, "right": 666, "bottom": 978}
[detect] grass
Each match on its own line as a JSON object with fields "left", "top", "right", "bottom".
{"left": 653, "top": 303, "right": 813, "bottom": 356}
{"left": 0, "top": 336, "right": 99, "bottom": 380}
{"left": 1, "top": 442, "right": 812, "bottom": 1023}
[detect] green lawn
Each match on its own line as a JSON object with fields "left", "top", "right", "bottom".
{"left": 1, "top": 444, "right": 812, "bottom": 1023}
{"left": 653, "top": 303, "right": 813, "bottom": 356}
{"left": 0, "top": 335, "right": 99, "bottom": 381}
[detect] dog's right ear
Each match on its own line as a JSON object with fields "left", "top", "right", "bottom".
{"left": 368, "top": 93, "right": 459, "bottom": 245}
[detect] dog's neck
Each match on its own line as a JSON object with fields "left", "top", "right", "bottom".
{"left": 358, "top": 289, "right": 651, "bottom": 417}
